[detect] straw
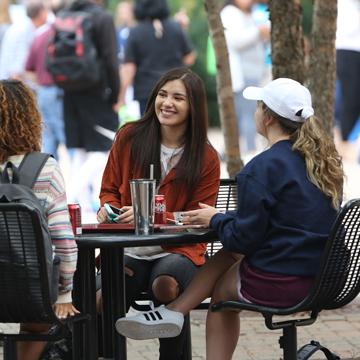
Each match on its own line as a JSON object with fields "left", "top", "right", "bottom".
{"left": 150, "top": 163, "right": 154, "bottom": 180}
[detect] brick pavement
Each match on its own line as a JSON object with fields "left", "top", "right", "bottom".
{"left": 124, "top": 298, "right": 360, "bottom": 360}
{"left": 1, "top": 297, "right": 360, "bottom": 359}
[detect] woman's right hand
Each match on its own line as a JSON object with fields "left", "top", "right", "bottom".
{"left": 97, "top": 207, "right": 109, "bottom": 223}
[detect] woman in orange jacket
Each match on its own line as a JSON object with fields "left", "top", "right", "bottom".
{"left": 97, "top": 67, "right": 220, "bottom": 359}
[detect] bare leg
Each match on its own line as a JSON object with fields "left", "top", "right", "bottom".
{"left": 17, "top": 323, "right": 49, "bottom": 360}
{"left": 167, "top": 249, "right": 243, "bottom": 315}
{"left": 206, "top": 259, "right": 242, "bottom": 360}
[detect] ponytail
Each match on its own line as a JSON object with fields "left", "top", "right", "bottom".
{"left": 262, "top": 103, "right": 344, "bottom": 209}
{"left": 291, "top": 116, "right": 343, "bottom": 209}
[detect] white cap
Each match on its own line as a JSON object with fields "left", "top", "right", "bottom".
{"left": 243, "top": 78, "right": 314, "bottom": 123}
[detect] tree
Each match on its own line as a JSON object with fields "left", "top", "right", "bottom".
{"left": 269, "top": 0, "right": 337, "bottom": 134}
{"left": 307, "top": 0, "right": 337, "bottom": 134}
{"left": 204, "top": 0, "right": 243, "bottom": 177}
{"left": 269, "top": 0, "right": 305, "bottom": 82}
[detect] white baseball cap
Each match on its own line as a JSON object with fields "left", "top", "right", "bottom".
{"left": 243, "top": 78, "right": 314, "bottom": 123}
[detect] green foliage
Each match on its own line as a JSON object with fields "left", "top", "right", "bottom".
{"left": 106, "top": 0, "right": 118, "bottom": 13}
{"left": 301, "top": 0, "right": 313, "bottom": 36}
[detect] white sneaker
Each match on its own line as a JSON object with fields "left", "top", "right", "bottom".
{"left": 115, "top": 305, "right": 184, "bottom": 340}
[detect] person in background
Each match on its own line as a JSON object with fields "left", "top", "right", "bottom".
{"left": 25, "top": 0, "right": 67, "bottom": 161}
{"left": 114, "top": 0, "right": 140, "bottom": 125}
{"left": 0, "top": 0, "right": 11, "bottom": 58}
{"left": 252, "top": 0, "right": 271, "bottom": 82}
{"left": 115, "top": 0, "right": 135, "bottom": 64}
{"left": 0, "top": 0, "right": 48, "bottom": 81}
{"left": 335, "top": 0, "right": 360, "bottom": 161}
{"left": 119, "top": 0, "right": 196, "bottom": 115}
{"left": 115, "top": 78, "right": 344, "bottom": 360}
{"left": 63, "top": 0, "right": 120, "bottom": 220}
{"left": 97, "top": 67, "right": 220, "bottom": 360}
{"left": 221, "top": 0, "right": 270, "bottom": 155}
{"left": 174, "top": 7, "right": 189, "bottom": 30}
{"left": 0, "top": 79, "right": 79, "bottom": 360}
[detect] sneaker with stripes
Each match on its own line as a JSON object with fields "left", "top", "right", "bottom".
{"left": 115, "top": 305, "right": 184, "bottom": 340}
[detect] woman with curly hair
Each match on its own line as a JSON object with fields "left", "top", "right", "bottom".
{"left": 116, "top": 78, "right": 344, "bottom": 360}
{"left": 0, "top": 80, "right": 79, "bottom": 360}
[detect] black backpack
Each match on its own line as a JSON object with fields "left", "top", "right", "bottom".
{"left": 0, "top": 153, "right": 59, "bottom": 306}
{"left": 46, "top": 9, "right": 102, "bottom": 92}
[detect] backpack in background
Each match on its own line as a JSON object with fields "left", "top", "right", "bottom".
{"left": 46, "top": 9, "right": 102, "bottom": 92}
{"left": 0, "top": 153, "right": 59, "bottom": 308}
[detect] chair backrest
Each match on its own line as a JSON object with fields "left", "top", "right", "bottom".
{"left": 304, "top": 199, "right": 360, "bottom": 311}
{"left": 207, "top": 178, "right": 238, "bottom": 256}
{"left": 0, "top": 203, "right": 58, "bottom": 323}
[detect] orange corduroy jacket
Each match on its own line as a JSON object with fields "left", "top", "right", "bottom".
{"left": 99, "top": 132, "right": 221, "bottom": 266}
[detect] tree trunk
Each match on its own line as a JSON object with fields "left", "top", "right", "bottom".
{"left": 204, "top": 0, "right": 243, "bottom": 177}
{"left": 307, "top": 0, "right": 337, "bottom": 135}
{"left": 269, "top": 0, "right": 305, "bottom": 82}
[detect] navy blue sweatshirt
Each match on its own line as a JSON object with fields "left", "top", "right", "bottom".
{"left": 210, "top": 140, "right": 338, "bottom": 277}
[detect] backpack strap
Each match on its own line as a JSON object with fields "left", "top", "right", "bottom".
{"left": 297, "top": 340, "right": 340, "bottom": 360}
{"left": 18, "top": 152, "right": 51, "bottom": 188}
{"left": 0, "top": 161, "right": 21, "bottom": 184}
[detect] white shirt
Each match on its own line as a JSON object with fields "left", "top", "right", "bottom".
{"left": 0, "top": 19, "right": 34, "bottom": 80}
{"left": 336, "top": 0, "right": 360, "bottom": 52}
{"left": 220, "top": 5, "right": 267, "bottom": 90}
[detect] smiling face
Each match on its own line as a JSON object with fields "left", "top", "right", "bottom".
{"left": 155, "top": 79, "right": 190, "bottom": 132}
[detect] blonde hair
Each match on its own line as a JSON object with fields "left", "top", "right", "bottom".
{"left": 262, "top": 103, "right": 344, "bottom": 209}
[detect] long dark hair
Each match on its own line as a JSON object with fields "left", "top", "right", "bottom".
{"left": 134, "top": 0, "right": 170, "bottom": 20}
{"left": 118, "top": 67, "right": 209, "bottom": 190}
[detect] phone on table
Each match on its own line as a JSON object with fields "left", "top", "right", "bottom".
{"left": 104, "top": 203, "right": 125, "bottom": 221}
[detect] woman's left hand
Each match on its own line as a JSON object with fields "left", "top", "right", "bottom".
{"left": 181, "top": 203, "right": 219, "bottom": 228}
{"left": 115, "top": 206, "right": 134, "bottom": 223}
{"left": 53, "top": 303, "right": 80, "bottom": 320}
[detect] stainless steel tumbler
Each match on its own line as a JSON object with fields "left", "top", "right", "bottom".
{"left": 129, "top": 179, "right": 156, "bottom": 235}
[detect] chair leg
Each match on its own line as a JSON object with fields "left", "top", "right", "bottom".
{"left": 182, "top": 314, "right": 192, "bottom": 360}
{"left": 279, "top": 325, "right": 297, "bottom": 360}
{"left": 3, "top": 337, "right": 17, "bottom": 360}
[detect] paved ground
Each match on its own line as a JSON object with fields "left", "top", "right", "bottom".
{"left": 126, "top": 299, "right": 360, "bottom": 360}
{"left": 2, "top": 298, "right": 360, "bottom": 359}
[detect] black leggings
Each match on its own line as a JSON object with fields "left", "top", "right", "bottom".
{"left": 336, "top": 49, "right": 360, "bottom": 140}
{"left": 125, "top": 253, "right": 198, "bottom": 360}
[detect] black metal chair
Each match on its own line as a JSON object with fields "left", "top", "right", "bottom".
{"left": 205, "top": 178, "right": 237, "bottom": 258}
{"left": 0, "top": 203, "right": 89, "bottom": 360}
{"left": 212, "top": 198, "right": 360, "bottom": 360}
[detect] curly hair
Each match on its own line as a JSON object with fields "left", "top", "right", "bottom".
{"left": 262, "top": 103, "right": 344, "bottom": 209}
{"left": 0, "top": 80, "right": 42, "bottom": 163}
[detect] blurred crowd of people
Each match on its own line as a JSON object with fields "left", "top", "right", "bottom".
{"left": 0, "top": 0, "right": 196, "bottom": 222}
{"left": 0, "top": 0, "right": 359, "bottom": 222}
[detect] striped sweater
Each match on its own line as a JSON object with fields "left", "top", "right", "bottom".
{"left": 0, "top": 155, "right": 78, "bottom": 303}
